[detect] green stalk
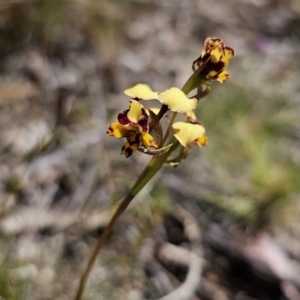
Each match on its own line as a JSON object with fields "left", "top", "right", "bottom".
{"left": 159, "top": 112, "right": 177, "bottom": 147}
{"left": 74, "top": 136, "right": 178, "bottom": 300}
{"left": 181, "top": 63, "right": 205, "bottom": 95}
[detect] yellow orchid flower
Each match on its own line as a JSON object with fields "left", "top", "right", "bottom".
{"left": 193, "top": 37, "right": 234, "bottom": 83}
{"left": 107, "top": 123, "right": 157, "bottom": 158}
{"left": 107, "top": 100, "right": 158, "bottom": 157}
{"left": 172, "top": 121, "right": 207, "bottom": 147}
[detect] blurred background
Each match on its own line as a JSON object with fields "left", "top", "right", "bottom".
{"left": 1, "top": 0, "right": 300, "bottom": 299}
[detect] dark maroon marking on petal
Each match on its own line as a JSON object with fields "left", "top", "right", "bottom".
{"left": 207, "top": 61, "right": 226, "bottom": 81}
{"left": 136, "top": 133, "right": 141, "bottom": 144}
{"left": 194, "top": 53, "right": 210, "bottom": 68}
{"left": 201, "top": 61, "right": 225, "bottom": 81}
{"left": 224, "top": 47, "right": 234, "bottom": 56}
{"left": 194, "top": 57, "right": 215, "bottom": 80}
{"left": 210, "top": 38, "right": 221, "bottom": 43}
{"left": 125, "top": 147, "right": 133, "bottom": 157}
{"left": 137, "top": 108, "right": 149, "bottom": 132}
{"left": 107, "top": 125, "right": 114, "bottom": 135}
{"left": 118, "top": 109, "right": 131, "bottom": 125}
{"left": 211, "top": 61, "right": 225, "bottom": 73}
{"left": 138, "top": 115, "right": 149, "bottom": 132}
{"left": 204, "top": 38, "right": 221, "bottom": 52}
{"left": 121, "top": 144, "right": 133, "bottom": 158}
{"left": 128, "top": 132, "right": 141, "bottom": 145}
{"left": 131, "top": 123, "right": 143, "bottom": 132}
{"left": 212, "top": 72, "right": 229, "bottom": 81}
{"left": 123, "top": 133, "right": 141, "bottom": 158}
{"left": 141, "top": 107, "right": 148, "bottom": 116}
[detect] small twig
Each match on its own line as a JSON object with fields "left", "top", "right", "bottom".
{"left": 157, "top": 243, "right": 202, "bottom": 300}
{"left": 156, "top": 207, "right": 203, "bottom": 300}
{"left": 140, "top": 239, "right": 175, "bottom": 295}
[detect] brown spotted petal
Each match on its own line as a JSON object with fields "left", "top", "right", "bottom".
{"left": 121, "top": 131, "right": 141, "bottom": 158}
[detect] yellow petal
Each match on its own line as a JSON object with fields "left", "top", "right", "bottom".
{"left": 107, "top": 122, "right": 132, "bottom": 138}
{"left": 141, "top": 132, "right": 157, "bottom": 148}
{"left": 172, "top": 122, "right": 205, "bottom": 147}
{"left": 215, "top": 71, "right": 230, "bottom": 83}
{"left": 221, "top": 47, "right": 234, "bottom": 65}
{"left": 124, "top": 84, "right": 159, "bottom": 100}
{"left": 127, "top": 99, "right": 148, "bottom": 123}
{"left": 201, "top": 38, "right": 221, "bottom": 57}
{"left": 158, "top": 88, "right": 197, "bottom": 113}
{"left": 195, "top": 134, "right": 208, "bottom": 147}
{"left": 210, "top": 47, "right": 222, "bottom": 63}
{"left": 206, "top": 37, "right": 222, "bottom": 49}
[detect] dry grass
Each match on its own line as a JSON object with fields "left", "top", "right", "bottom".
{"left": 1, "top": 0, "right": 300, "bottom": 299}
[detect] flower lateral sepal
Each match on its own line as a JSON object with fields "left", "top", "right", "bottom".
{"left": 138, "top": 143, "right": 173, "bottom": 156}
{"left": 141, "top": 132, "right": 157, "bottom": 148}
{"left": 107, "top": 122, "right": 135, "bottom": 138}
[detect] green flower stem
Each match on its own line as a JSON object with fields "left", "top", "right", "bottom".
{"left": 159, "top": 112, "right": 177, "bottom": 147}
{"left": 150, "top": 104, "right": 169, "bottom": 130}
{"left": 181, "top": 65, "right": 205, "bottom": 95}
{"left": 74, "top": 139, "right": 178, "bottom": 300}
{"left": 164, "top": 144, "right": 188, "bottom": 166}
